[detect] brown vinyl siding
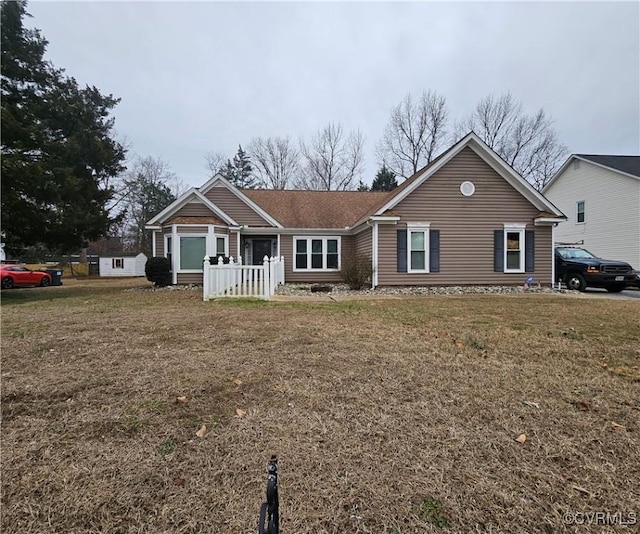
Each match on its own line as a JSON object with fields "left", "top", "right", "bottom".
{"left": 205, "top": 186, "right": 274, "bottom": 227}
{"left": 177, "top": 226, "right": 208, "bottom": 233}
{"left": 229, "top": 232, "right": 238, "bottom": 258}
{"left": 173, "top": 203, "right": 218, "bottom": 217}
{"left": 377, "top": 147, "right": 553, "bottom": 285}
{"left": 354, "top": 227, "right": 372, "bottom": 257}
{"left": 280, "top": 234, "right": 352, "bottom": 283}
{"left": 154, "top": 232, "right": 164, "bottom": 256}
{"left": 177, "top": 273, "right": 203, "bottom": 285}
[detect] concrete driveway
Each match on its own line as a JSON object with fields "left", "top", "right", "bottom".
{"left": 580, "top": 288, "right": 640, "bottom": 300}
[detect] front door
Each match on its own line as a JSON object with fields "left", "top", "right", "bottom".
{"left": 252, "top": 239, "right": 272, "bottom": 265}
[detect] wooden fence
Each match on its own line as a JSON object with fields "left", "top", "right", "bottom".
{"left": 203, "top": 255, "right": 285, "bottom": 301}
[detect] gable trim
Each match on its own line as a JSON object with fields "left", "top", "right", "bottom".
{"left": 145, "top": 188, "right": 238, "bottom": 227}
{"left": 199, "top": 175, "right": 283, "bottom": 228}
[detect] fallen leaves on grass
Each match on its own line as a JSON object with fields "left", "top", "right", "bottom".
{"left": 233, "top": 379, "right": 243, "bottom": 386}
{"left": 195, "top": 424, "right": 207, "bottom": 438}
{"left": 515, "top": 434, "right": 527, "bottom": 444}
{"left": 235, "top": 408, "right": 246, "bottom": 418}
{"left": 176, "top": 396, "right": 189, "bottom": 404}
{"left": 610, "top": 421, "right": 626, "bottom": 431}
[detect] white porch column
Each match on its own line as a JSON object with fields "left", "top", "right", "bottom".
{"left": 372, "top": 222, "right": 379, "bottom": 289}
{"left": 171, "top": 224, "right": 178, "bottom": 285}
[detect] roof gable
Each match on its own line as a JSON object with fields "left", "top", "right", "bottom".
{"left": 200, "top": 176, "right": 282, "bottom": 227}
{"left": 145, "top": 188, "right": 238, "bottom": 227}
{"left": 577, "top": 155, "right": 640, "bottom": 178}
{"left": 368, "top": 132, "right": 564, "bottom": 220}
{"left": 544, "top": 155, "right": 640, "bottom": 192}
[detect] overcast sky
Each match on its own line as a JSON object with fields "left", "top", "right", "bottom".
{"left": 26, "top": 0, "right": 640, "bottom": 189}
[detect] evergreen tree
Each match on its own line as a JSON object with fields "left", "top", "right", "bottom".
{"left": 1, "top": 1, "right": 126, "bottom": 255}
{"left": 370, "top": 165, "right": 398, "bottom": 191}
{"left": 119, "top": 157, "right": 176, "bottom": 256}
{"left": 220, "top": 145, "right": 257, "bottom": 188}
{"left": 357, "top": 180, "right": 369, "bottom": 191}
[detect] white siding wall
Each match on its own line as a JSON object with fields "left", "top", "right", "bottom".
{"left": 545, "top": 161, "right": 640, "bottom": 269}
{"left": 99, "top": 254, "right": 147, "bottom": 277}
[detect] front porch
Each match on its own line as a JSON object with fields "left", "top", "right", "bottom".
{"left": 240, "top": 235, "right": 279, "bottom": 266}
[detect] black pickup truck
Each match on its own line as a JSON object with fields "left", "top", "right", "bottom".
{"left": 555, "top": 247, "right": 636, "bottom": 292}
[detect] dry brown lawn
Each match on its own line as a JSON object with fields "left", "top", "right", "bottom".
{"left": 1, "top": 278, "right": 639, "bottom": 533}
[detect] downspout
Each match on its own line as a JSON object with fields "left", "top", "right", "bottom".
{"left": 369, "top": 220, "right": 379, "bottom": 289}
{"left": 152, "top": 231, "right": 157, "bottom": 258}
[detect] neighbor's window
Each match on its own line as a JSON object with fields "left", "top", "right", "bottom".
{"left": 504, "top": 228, "right": 525, "bottom": 272}
{"left": 180, "top": 236, "right": 206, "bottom": 270}
{"left": 294, "top": 237, "right": 340, "bottom": 270}
{"left": 112, "top": 258, "right": 124, "bottom": 269}
{"left": 576, "top": 201, "right": 585, "bottom": 223}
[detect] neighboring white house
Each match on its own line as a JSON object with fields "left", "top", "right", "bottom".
{"left": 543, "top": 155, "right": 640, "bottom": 270}
{"left": 99, "top": 253, "right": 147, "bottom": 277}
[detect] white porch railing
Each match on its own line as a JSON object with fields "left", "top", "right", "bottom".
{"left": 203, "top": 255, "right": 285, "bottom": 301}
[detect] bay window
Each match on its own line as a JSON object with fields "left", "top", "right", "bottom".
{"left": 180, "top": 236, "right": 206, "bottom": 270}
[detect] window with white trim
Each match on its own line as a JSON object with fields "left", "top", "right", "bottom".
{"left": 112, "top": 258, "right": 124, "bottom": 269}
{"left": 216, "top": 236, "right": 227, "bottom": 256}
{"left": 294, "top": 237, "right": 340, "bottom": 271}
{"left": 504, "top": 225, "right": 526, "bottom": 272}
{"left": 177, "top": 233, "right": 228, "bottom": 272}
{"left": 576, "top": 201, "right": 585, "bottom": 223}
{"left": 407, "top": 224, "right": 430, "bottom": 273}
{"left": 180, "top": 236, "right": 206, "bottom": 271}
{"left": 165, "top": 236, "right": 172, "bottom": 271}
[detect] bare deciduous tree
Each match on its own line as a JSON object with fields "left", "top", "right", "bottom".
{"left": 376, "top": 90, "right": 448, "bottom": 180}
{"left": 297, "top": 122, "right": 364, "bottom": 191}
{"left": 205, "top": 151, "right": 228, "bottom": 178}
{"left": 455, "top": 93, "right": 568, "bottom": 190}
{"left": 248, "top": 136, "right": 300, "bottom": 189}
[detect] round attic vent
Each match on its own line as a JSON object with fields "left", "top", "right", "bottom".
{"left": 460, "top": 181, "right": 475, "bottom": 196}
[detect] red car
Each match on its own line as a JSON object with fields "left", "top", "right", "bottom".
{"left": 1, "top": 265, "right": 52, "bottom": 289}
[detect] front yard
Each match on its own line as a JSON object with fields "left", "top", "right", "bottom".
{"left": 1, "top": 279, "right": 639, "bottom": 533}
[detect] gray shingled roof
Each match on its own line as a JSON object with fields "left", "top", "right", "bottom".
{"left": 577, "top": 155, "right": 640, "bottom": 178}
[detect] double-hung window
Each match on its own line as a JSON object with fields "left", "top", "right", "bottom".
{"left": 112, "top": 258, "right": 124, "bottom": 269}
{"left": 215, "top": 236, "right": 227, "bottom": 257}
{"left": 294, "top": 237, "right": 340, "bottom": 271}
{"left": 407, "top": 224, "right": 430, "bottom": 273}
{"left": 165, "top": 236, "right": 173, "bottom": 270}
{"left": 503, "top": 224, "right": 526, "bottom": 273}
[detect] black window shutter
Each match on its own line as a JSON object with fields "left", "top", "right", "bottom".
{"left": 525, "top": 230, "right": 535, "bottom": 272}
{"left": 429, "top": 229, "right": 440, "bottom": 272}
{"left": 397, "top": 230, "right": 407, "bottom": 273}
{"left": 494, "top": 230, "right": 504, "bottom": 272}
